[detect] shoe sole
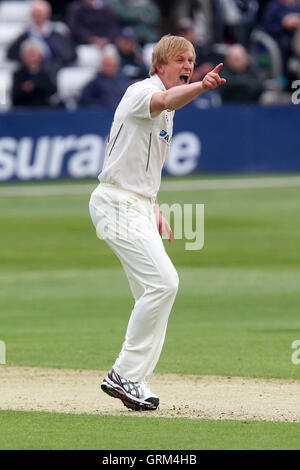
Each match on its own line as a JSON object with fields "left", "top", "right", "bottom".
{"left": 101, "top": 382, "right": 158, "bottom": 411}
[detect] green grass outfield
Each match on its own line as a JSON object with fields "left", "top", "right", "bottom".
{"left": 1, "top": 175, "right": 300, "bottom": 449}
{"left": 1, "top": 410, "right": 300, "bottom": 450}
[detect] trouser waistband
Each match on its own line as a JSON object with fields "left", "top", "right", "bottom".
{"left": 99, "top": 183, "right": 156, "bottom": 205}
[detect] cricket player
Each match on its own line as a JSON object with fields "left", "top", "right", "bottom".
{"left": 89, "top": 35, "right": 226, "bottom": 411}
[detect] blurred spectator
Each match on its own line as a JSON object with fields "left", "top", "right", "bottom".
{"left": 115, "top": 27, "right": 148, "bottom": 82}
{"left": 47, "top": 0, "right": 75, "bottom": 21}
{"left": 257, "top": 0, "right": 271, "bottom": 22}
{"left": 153, "top": 0, "right": 180, "bottom": 36}
{"left": 7, "top": 0, "right": 77, "bottom": 74}
{"left": 175, "top": 0, "right": 214, "bottom": 44}
{"left": 219, "top": 43, "right": 265, "bottom": 102}
{"left": 78, "top": 47, "right": 130, "bottom": 108}
{"left": 263, "top": 0, "right": 300, "bottom": 76}
{"left": 12, "top": 38, "right": 57, "bottom": 108}
{"left": 292, "top": 19, "right": 300, "bottom": 57}
{"left": 177, "top": 17, "right": 223, "bottom": 82}
{"left": 110, "top": 0, "right": 161, "bottom": 45}
{"left": 66, "top": 0, "right": 118, "bottom": 47}
{"left": 212, "top": 0, "right": 259, "bottom": 45}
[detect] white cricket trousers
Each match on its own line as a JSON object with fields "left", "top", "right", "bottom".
{"left": 89, "top": 183, "right": 179, "bottom": 382}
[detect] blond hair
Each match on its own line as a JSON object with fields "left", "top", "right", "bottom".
{"left": 150, "top": 35, "right": 196, "bottom": 76}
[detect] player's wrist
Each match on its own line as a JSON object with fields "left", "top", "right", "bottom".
{"left": 197, "top": 81, "right": 207, "bottom": 94}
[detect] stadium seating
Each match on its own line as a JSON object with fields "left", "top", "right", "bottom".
{"left": 0, "top": 1, "right": 32, "bottom": 23}
{"left": 0, "top": 45, "right": 6, "bottom": 65}
{"left": 0, "top": 22, "right": 26, "bottom": 48}
{"left": 250, "top": 29, "right": 283, "bottom": 81}
{"left": 0, "top": 2, "right": 32, "bottom": 110}
{"left": 0, "top": 67, "right": 13, "bottom": 110}
{"left": 249, "top": 28, "right": 289, "bottom": 104}
{"left": 75, "top": 45, "right": 102, "bottom": 69}
{"left": 56, "top": 66, "right": 96, "bottom": 108}
{"left": 142, "top": 42, "right": 155, "bottom": 69}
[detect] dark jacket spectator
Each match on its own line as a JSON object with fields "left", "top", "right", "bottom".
{"left": 47, "top": 0, "right": 74, "bottom": 21}
{"left": 219, "top": 44, "right": 264, "bottom": 102}
{"left": 257, "top": 0, "right": 271, "bottom": 21}
{"left": 66, "top": 0, "right": 119, "bottom": 47}
{"left": 12, "top": 38, "right": 57, "bottom": 108}
{"left": 115, "top": 27, "right": 148, "bottom": 82}
{"left": 177, "top": 17, "right": 224, "bottom": 82}
{"left": 212, "top": 0, "right": 259, "bottom": 45}
{"left": 110, "top": 0, "right": 161, "bottom": 45}
{"left": 78, "top": 48, "right": 130, "bottom": 108}
{"left": 7, "top": 0, "right": 77, "bottom": 74}
{"left": 263, "top": 0, "right": 300, "bottom": 69}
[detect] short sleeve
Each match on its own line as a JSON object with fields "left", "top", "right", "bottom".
{"left": 125, "top": 83, "right": 159, "bottom": 120}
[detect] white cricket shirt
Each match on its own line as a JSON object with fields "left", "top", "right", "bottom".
{"left": 98, "top": 74, "right": 175, "bottom": 199}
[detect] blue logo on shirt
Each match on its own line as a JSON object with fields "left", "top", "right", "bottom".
{"left": 159, "top": 129, "right": 170, "bottom": 144}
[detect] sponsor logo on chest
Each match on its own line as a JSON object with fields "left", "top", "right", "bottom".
{"left": 159, "top": 129, "right": 171, "bottom": 144}
{"left": 159, "top": 111, "right": 172, "bottom": 145}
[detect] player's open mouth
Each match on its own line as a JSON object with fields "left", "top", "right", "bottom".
{"left": 179, "top": 75, "right": 189, "bottom": 85}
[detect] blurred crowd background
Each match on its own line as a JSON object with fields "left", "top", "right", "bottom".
{"left": 0, "top": 0, "right": 300, "bottom": 110}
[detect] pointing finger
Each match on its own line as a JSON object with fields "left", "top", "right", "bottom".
{"left": 212, "top": 63, "right": 223, "bottom": 74}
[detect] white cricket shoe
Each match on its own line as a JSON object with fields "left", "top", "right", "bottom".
{"left": 101, "top": 368, "right": 159, "bottom": 411}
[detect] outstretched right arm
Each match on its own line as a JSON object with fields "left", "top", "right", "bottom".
{"left": 150, "top": 63, "right": 226, "bottom": 116}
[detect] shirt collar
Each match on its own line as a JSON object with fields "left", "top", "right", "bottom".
{"left": 30, "top": 21, "right": 52, "bottom": 36}
{"left": 150, "top": 73, "right": 166, "bottom": 91}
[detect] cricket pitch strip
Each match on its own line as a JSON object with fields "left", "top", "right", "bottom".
{"left": 0, "top": 366, "right": 299, "bottom": 422}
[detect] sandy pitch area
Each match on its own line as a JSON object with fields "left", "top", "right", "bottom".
{"left": 1, "top": 366, "right": 300, "bottom": 422}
